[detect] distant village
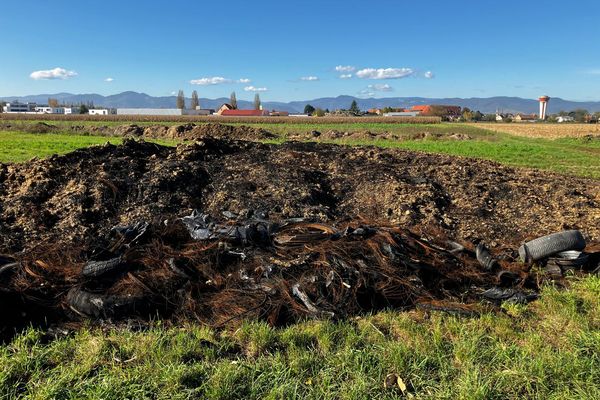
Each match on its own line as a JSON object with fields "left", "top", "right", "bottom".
{"left": 2, "top": 94, "right": 599, "bottom": 123}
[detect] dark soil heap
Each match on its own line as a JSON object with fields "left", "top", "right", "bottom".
{"left": 128, "top": 123, "right": 277, "bottom": 141}
{"left": 0, "top": 138, "right": 598, "bottom": 338}
{"left": 0, "top": 121, "right": 277, "bottom": 142}
{"left": 1, "top": 138, "right": 598, "bottom": 252}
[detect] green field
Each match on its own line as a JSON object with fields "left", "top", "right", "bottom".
{"left": 0, "top": 131, "right": 175, "bottom": 163}
{"left": 1, "top": 124, "right": 599, "bottom": 178}
{"left": 318, "top": 135, "right": 600, "bottom": 179}
{"left": 2, "top": 277, "right": 598, "bottom": 399}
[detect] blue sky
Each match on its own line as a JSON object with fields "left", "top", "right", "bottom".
{"left": 1, "top": 0, "right": 599, "bottom": 102}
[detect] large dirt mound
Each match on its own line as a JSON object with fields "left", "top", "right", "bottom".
{"left": 0, "top": 138, "right": 599, "bottom": 338}
{"left": 289, "top": 129, "right": 473, "bottom": 141}
{"left": 1, "top": 138, "right": 598, "bottom": 252}
{"left": 0, "top": 121, "right": 277, "bottom": 141}
{"left": 124, "top": 123, "right": 276, "bottom": 141}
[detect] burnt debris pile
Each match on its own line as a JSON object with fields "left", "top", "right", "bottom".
{"left": 0, "top": 138, "right": 599, "bottom": 339}
{"left": 2, "top": 210, "right": 598, "bottom": 341}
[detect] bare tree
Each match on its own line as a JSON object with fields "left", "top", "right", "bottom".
{"left": 48, "top": 98, "right": 59, "bottom": 108}
{"left": 176, "top": 90, "right": 185, "bottom": 109}
{"left": 191, "top": 90, "right": 199, "bottom": 110}
{"left": 230, "top": 92, "right": 238, "bottom": 110}
{"left": 254, "top": 93, "right": 261, "bottom": 110}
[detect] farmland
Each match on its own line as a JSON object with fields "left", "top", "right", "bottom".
{"left": 1, "top": 120, "right": 599, "bottom": 178}
{"left": 0, "top": 118, "right": 599, "bottom": 399}
{"left": 0, "top": 113, "right": 442, "bottom": 125}
{"left": 475, "top": 122, "right": 600, "bottom": 139}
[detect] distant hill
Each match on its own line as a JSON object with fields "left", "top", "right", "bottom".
{"left": 2, "top": 92, "right": 600, "bottom": 114}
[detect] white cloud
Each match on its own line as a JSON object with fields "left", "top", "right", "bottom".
{"left": 190, "top": 76, "right": 232, "bottom": 85}
{"left": 339, "top": 74, "right": 353, "bottom": 79}
{"left": 356, "top": 67, "right": 414, "bottom": 79}
{"left": 300, "top": 76, "right": 319, "bottom": 81}
{"left": 244, "top": 86, "right": 268, "bottom": 92}
{"left": 335, "top": 65, "right": 355, "bottom": 73}
{"left": 358, "top": 89, "right": 376, "bottom": 98}
{"left": 368, "top": 83, "right": 393, "bottom": 92}
{"left": 238, "top": 78, "right": 251, "bottom": 83}
{"left": 171, "top": 91, "right": 177, "bottom": 95}
{"left": 104, "top": 77, "right": 114, "bottom": 82}
{"left": 30, "top": 67, "right": 78, "bottom": 80}
{"left": 424, "top": 71, "right": 434, "bottom": 79}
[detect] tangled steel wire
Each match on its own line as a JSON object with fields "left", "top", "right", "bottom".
{"left": 0, "top": 214, "right": 538, "bottom": 339}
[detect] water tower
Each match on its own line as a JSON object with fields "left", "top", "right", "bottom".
{"left": 538, "top": 95, "right": 550, "bottom": 120}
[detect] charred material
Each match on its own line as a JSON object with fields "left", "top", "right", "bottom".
{"left": 0, "top": 138, "right": 598, "bottom": 340}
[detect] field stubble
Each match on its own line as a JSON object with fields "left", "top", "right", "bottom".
{"left": 475, "top": 122, "right": 600, "bottom": 138}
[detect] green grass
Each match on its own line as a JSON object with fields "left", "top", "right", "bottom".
{"left": 2, "top": 126, "right": 599, "bottom": 178}
{"left": 0, "top": 131, "right": 176, "bottom": 163}
{"left": 235, "top": 122, "right": 492, "bottom": 138}
{"left": 0, "top": 119, "right": 483, "bottom": 136}
{"left": 1, "top": 276, "right": 598, "bottom": 399}
{"left": 321, "top": 134, "right": 600, "bottom": 179}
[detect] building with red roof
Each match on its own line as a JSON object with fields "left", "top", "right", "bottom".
{"left": 220, "top": 109, "right": 270, "bottom": 117}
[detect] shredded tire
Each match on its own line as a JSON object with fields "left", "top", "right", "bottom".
{"left": 476, "top": 243, "right": 498, "bottom": 271}
{"left": 82, "top": 257, "right": 124, "bottom": 278}
{"left": 519, "top": 230, "right": 586, "bottom": 263}
{"left": 66, "top": 287, "right": 138, "bottom": 318}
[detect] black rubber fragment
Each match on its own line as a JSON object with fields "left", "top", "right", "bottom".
{"left": 67, "top": 287, "right": 138, "bottom": 318}
{"left": 476, "top": 243, "right": 498, "bottom": 271}
{"left": 497, "top": 270, "right": 520, "bottom": 286}
{"left": 0, "top": 262, "right": 19, "bottom": 278}
{"left": 481, "top": 287, "right": 538, "bottom": 304}
{"left": 82, "top": 257, "right": 124, "bottom": 278}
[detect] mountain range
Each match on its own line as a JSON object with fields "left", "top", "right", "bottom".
{"left": 2, "top": 92, "right": 600, "bottom": 114}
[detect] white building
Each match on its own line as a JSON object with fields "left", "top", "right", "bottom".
{"left": 117, "top": 108, "right": 213, "bottom": 116}
{"left": 64, "top": 107, "right": 80, "bottom": 114}
{"left": 3, "top": 102, "right": 37, "bottom": 113}
{"left": 557, "top": 116, "right": 574, "bottom": 123}
{"left": 34, "top": 106, "right": 65, "bottom": 114}
{"left": 383, "top": 111, "right": 419, "bottom": 117}
{"left": 89, "top": 109, "right": 115, "bottom": 115}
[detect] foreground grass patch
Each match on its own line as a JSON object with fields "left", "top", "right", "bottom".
{"left": 1, "top": 277, "right": 598, "bottom": 399}
{"left": 0, "top": 131, "right": 175, "bottom": 163}
{"left": 0, "top": 131, "right": 120, "bottom": 163}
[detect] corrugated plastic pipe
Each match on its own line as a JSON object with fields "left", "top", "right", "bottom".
{"left": 518, "top": 230, "right": 585, "bottom": 263}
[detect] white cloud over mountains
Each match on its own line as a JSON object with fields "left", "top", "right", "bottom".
{"left": 337, "top": 65, "right": 434, "bottom": 80}
{"left": 356, "top": 68, "right": 414, "bottom": 79}
{"left": 190, "top": 77, "right": 254, "bottom": 85}
{"left": 368, "top": 83, "right": 393, "bottom": 92}
{"left": 30, "top": 67, "right": 77, "bottom": 80}
{"left": 190, "top": 76, "right": 232, "bottom": 85}
{"left": 244, "top": 86, "right": 268, "bottom": 92}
